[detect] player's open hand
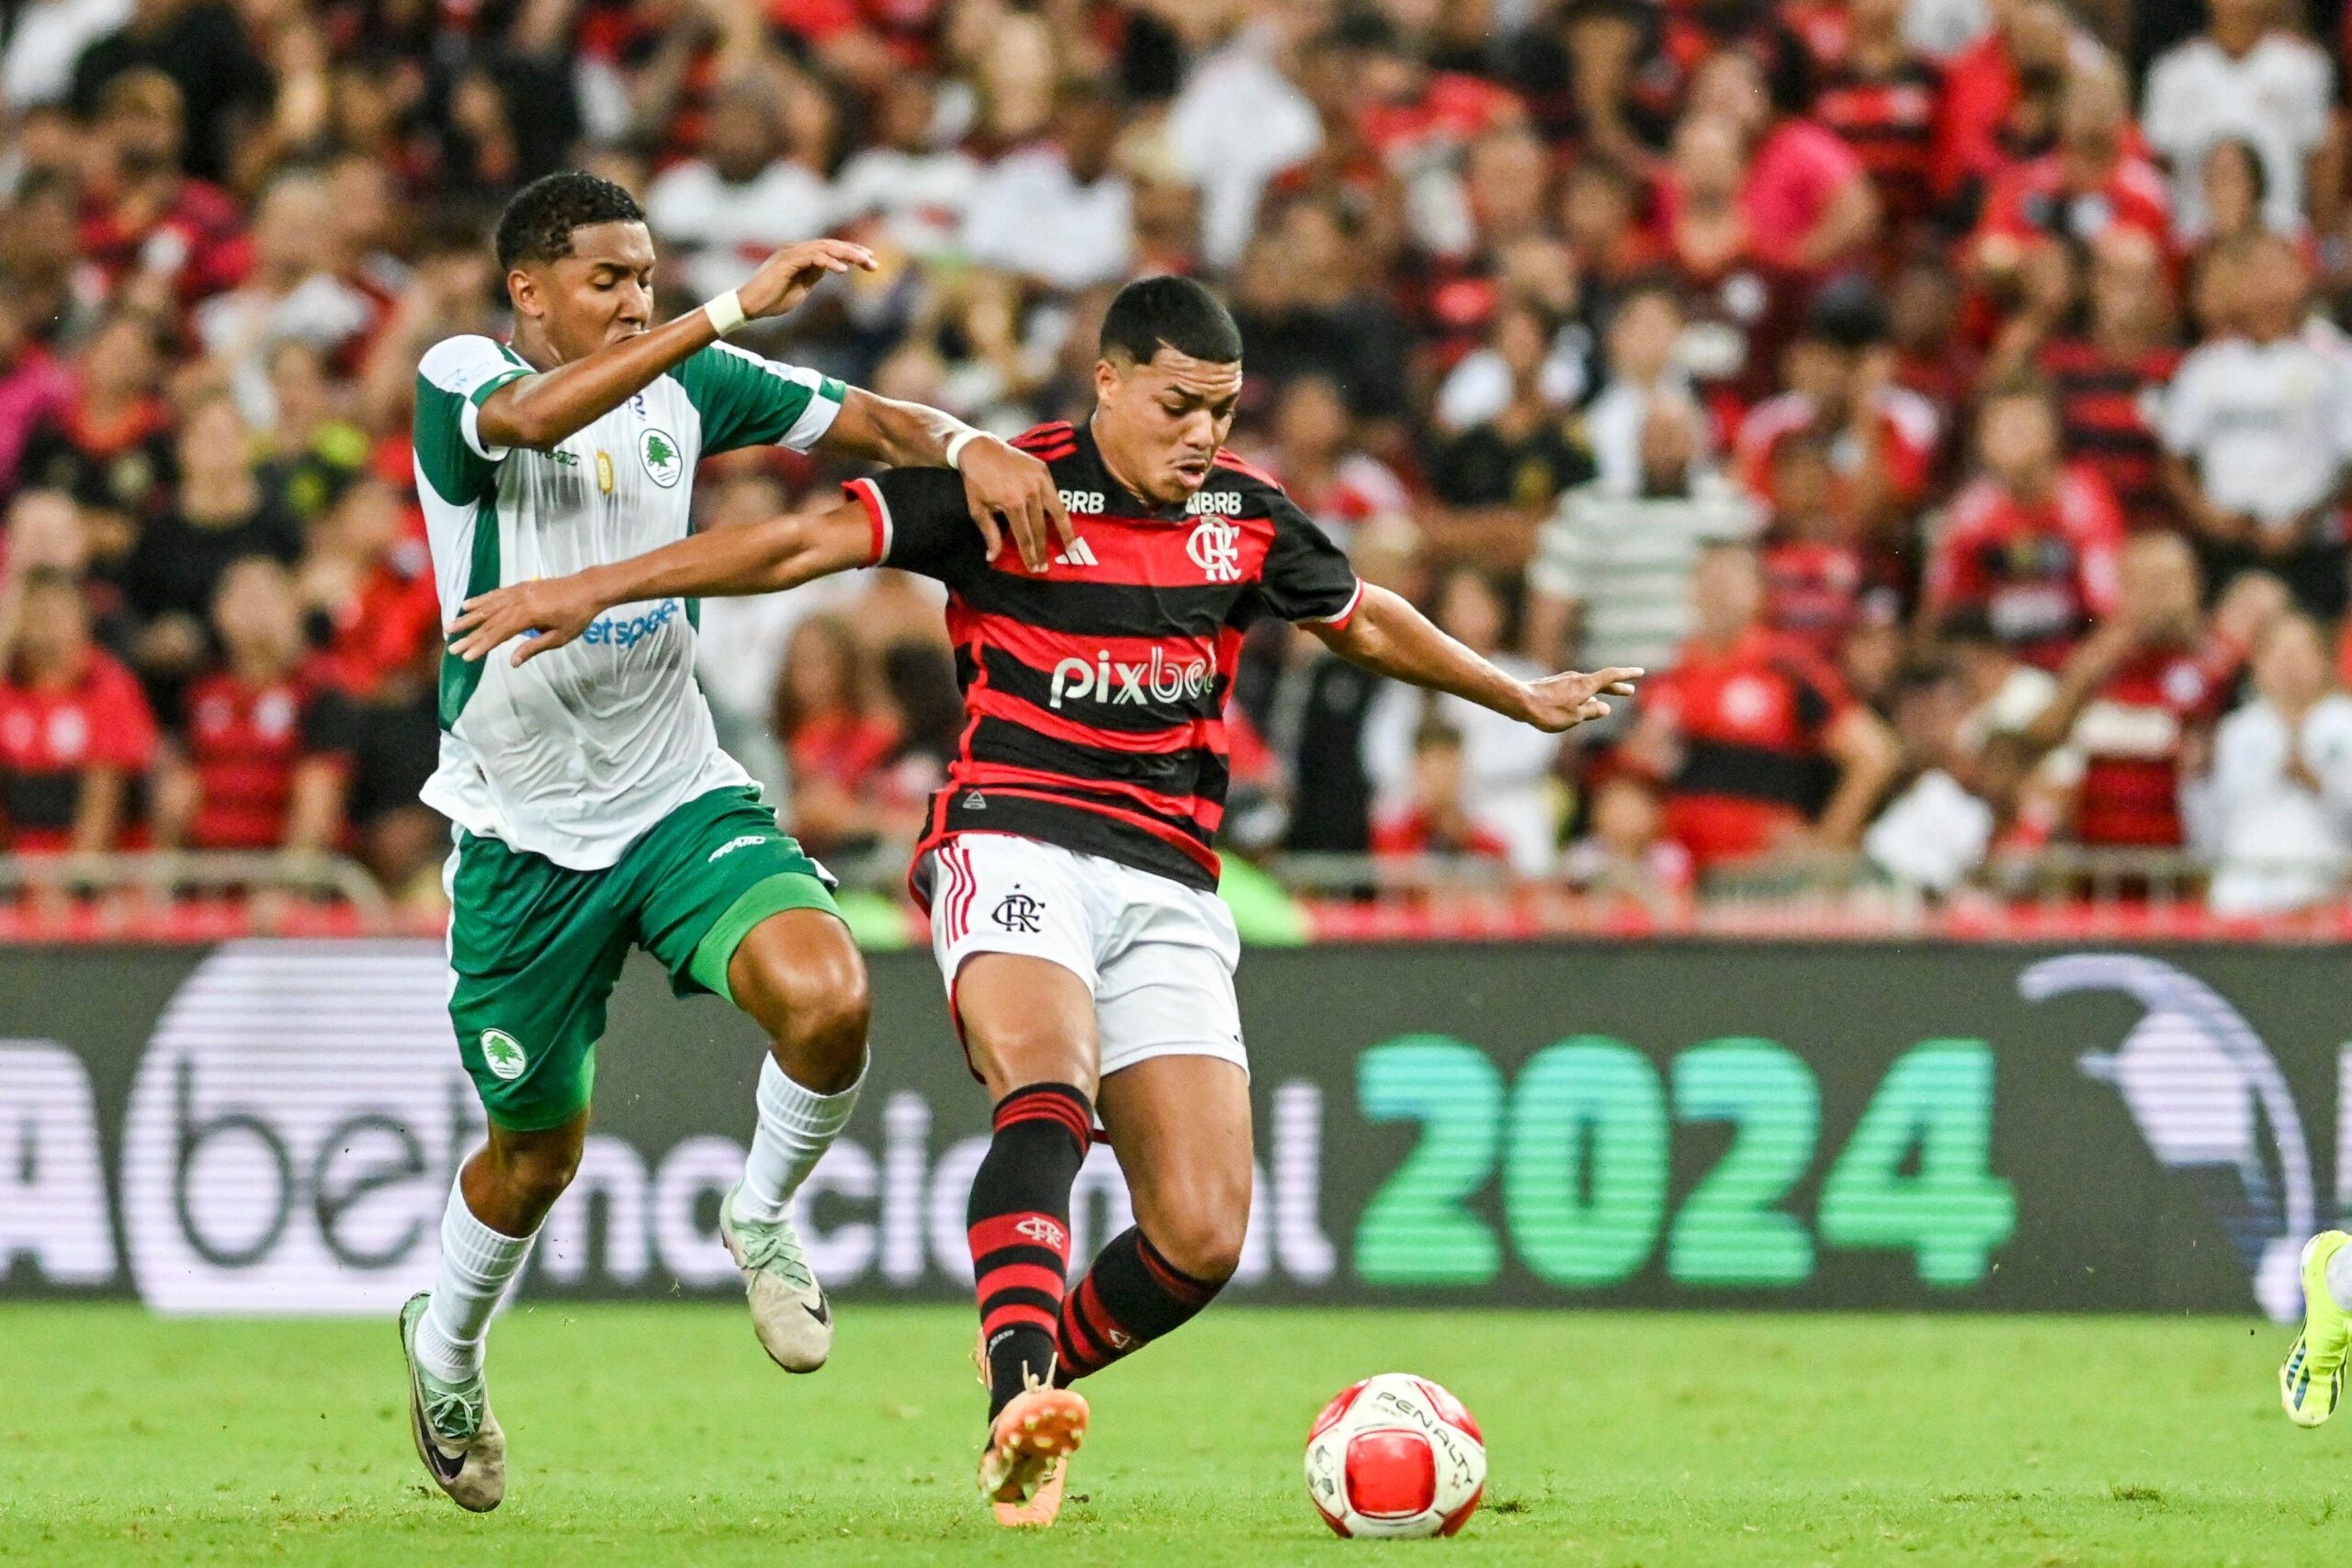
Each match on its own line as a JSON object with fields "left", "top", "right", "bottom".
{"left": 956, "top": 434, "right": 1075, "bottom": 571}
{"left": 738, "top": 239, "right": 877, "bottom": 321}
{"left": 448, "top": 577, "right": 606, "bottom": 666}
{"left": 1514, "top": 667, "right": 1643, "bottom": 732}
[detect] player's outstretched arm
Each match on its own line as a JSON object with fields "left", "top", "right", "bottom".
{"left": 447, "top": 497, "right": 876, "bottom": 666}
{"left": 474, "top": 239, "right": 876, "bottom": 451}
{"left": 1308, "top": 583, "right": 1641, "bottom": 733}
{"left": 820, "top": 390, "right": 1075, "bottom": 573}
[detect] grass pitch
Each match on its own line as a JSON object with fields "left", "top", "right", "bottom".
{"left": 0, "top": 1303, "right": 2336, "bottom": 1565}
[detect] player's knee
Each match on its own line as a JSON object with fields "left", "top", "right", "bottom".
{"left": 1148, "top": 1205, "right": 1247, "bottom": 1287}
{"left": 489, "top": 1134, "right": 582, "bottom": 1217}
{"left": 754, "top": 945, "right": 870, "bottom": 1093}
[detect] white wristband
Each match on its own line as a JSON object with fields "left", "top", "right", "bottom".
{"left": 944, "top": 427, "right": 984, "bottom": 470}
{"left": 703, "top": 290, "right": 747, "bottom": 337}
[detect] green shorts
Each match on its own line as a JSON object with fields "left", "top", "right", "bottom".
{"left": 446, "top": 785, "right": 841, "bottom": 1131}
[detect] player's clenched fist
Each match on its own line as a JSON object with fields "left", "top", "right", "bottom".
{"left": 1510, "top": 667, "right": 1643, "bottom": 732}
{"left": 449, "top": 576, "right": 608, "bottom": 665}
{"left": 736, "top": 239, "right": 877, "bottom": 321}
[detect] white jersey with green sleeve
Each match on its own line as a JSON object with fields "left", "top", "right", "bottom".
{"left": 412, "top": 333, "right": 845, "bottom": 870}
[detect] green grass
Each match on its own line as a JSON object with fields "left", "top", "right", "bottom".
{"left": 0, "top": 1304, "right": 2336, "bottom": 1565}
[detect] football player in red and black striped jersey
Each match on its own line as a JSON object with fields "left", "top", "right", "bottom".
{"left": 451, "top": 276, "right": 1639, "bottom": 1525}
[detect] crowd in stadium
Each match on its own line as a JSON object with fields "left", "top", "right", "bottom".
{"left": 0, "top": 0, "right": 2349, "bottom": 921}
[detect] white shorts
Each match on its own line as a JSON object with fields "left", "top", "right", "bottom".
{"left": 922, "top": 832, "right": 1246, "bottom": 1080}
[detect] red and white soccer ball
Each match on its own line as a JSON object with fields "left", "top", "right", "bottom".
{"left": 1303, "top": 1372, "right": 1487, "bottom": 1540}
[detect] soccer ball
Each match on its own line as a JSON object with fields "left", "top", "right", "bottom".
{"left": 1303, "top": 1372, "right": 1487, "bottom": 1539}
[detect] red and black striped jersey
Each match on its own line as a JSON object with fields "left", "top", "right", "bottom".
{"left": 1812, "top": 57, "right": 1945, "bottom": 232}
{"left": 843, "top": 420, "right": 1364, "bottom": 893}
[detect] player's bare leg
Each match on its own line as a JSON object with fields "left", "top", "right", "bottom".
{"left": 1055, "top": 1055, "right": 1250, "bottom": 1384}
{"left": 719, "top": 909, "right": 870, "bottom": 1372}
{"left": 403, "top": 1110, "right": 587, "bottom": 1511}
{"left": 958, "top": 953, "right": 1099, "bottom": 1526}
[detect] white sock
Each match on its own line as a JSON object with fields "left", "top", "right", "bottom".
{"left": 733, "top": 1054, "right": 865, "bottom": 1224}
{"left": 414, "top": 1179, "right": 536, "bottom": 1384}
{"left": 2326, "top": 1241, "right": 2352, "bottom": 1314}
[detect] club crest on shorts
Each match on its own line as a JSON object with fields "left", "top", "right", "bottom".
{"left": 992, "top": 886, "right": 1044, "bottom": 933}
{"left": 480, "top": 1029, "right": 527, "bottom": 1080}
{"left": 1186, "top": 515, "right": 1242, "bottom": 582}
{"left": 639, "top": 427, "right": 683, "bottom": 487}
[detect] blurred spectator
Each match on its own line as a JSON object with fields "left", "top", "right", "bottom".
{"left": 1926, "top": 379, "right": 2123, "bottom": 670}
{"left": 1425, "top": 298, "right": 1598, "bottom": 558}
{"left": 2140, "top": 0, "right": 2334, "bottom": 241}
{"left": 1809, "top": 0, "right": 1946, "bottom": 242}
{"left": 69, "top": 0, "right": 273, "bottom": 186}
{"left": 1526, "top": 392, "right": 1760, "bottom": 673}
{"left": 1161, "top": 2, "right": 1324, "bottom": 271}
{"left": 260, "top": 340, "right": 368, "bottom": 527}
{"left": 1625, "top": 541, "right": 1900, "bottom": 870}
{"left": 832, "top": 73, "right": 980, "bottom": 263}
{"left": 125, "top": 393, "right": 298, "bottom": 687}
{"left": 0, "top": 295, "right": 74, "bottom": 500}
{"left": 1758, "top": 432, "right": 1897, "bottom": 662}
{"left": 1863, "top": 656, "right": 1998, "bottom": 893}
{"left": 18, "top": 310, "right": 175, "bottom": 549}
{"left": 1994, "top": 533, "right": 2267, "bottom": 852}
{"left": 1969, "top": 62, "right": 2169, "bottom": 274}
{"left": 152, "top": 555, "right": 353, "bottom": 852}
{"left": 962, "top": 76, "right": 1134, "bottom": 292}
{"left": 1675, "top": 48, "right": 1879, "bottom": 274}
{"left": 1581, "top": 279, "right": 1698, "bottom": 494}
{"left": 771, "top": 613, "right": 903, "bottom": 860}
{"left": 1936, "top": 0, "right": 2101, "bottom": 209}
{"left": 2191, "top": 139, "right": 2274, "bottom": 257}
{"left": 1560, "top": 772, "right": 1694, "bottom": 903}
{"left": 2162, "top": 232, "right": 2352, "bottom": 618}
{"left": 191, "top": 171, "right": 378, "bottom": 432}
{"left": 1370, "top": 718, "right": 1515, "bottom": 864}
{"left": 0, "top": 566, "right": 156, "bottom": 852}
{"left": 1363, "top": 568, "right": 1563, "bottom": 874}
{"left": 2024, "top": 229, "right": 2181, "bottom": 533}
{"left": 1735, "top": 278, "right": 1939, "bottom": 541}
{"left": 75, "top": 69, "right": 248, "bottom": 310}
{"left": 1261, "top": 375, "right": 1412, "bottom": 547}
{"left": 647, "top": 77, "right": 838, "bottom": 305}
{"left": 5, "top": 0, "right": 134, "bottom": 111}
{"left": 1227, "top": 197, "right": 1415, "bottom": 425}
{"left": 2202, "top": 611, "right": 2352, "bottom": 915}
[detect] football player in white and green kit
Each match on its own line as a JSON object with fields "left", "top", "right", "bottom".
{"left": 397, "top": 171, "right": 1071, "bottom": 1512}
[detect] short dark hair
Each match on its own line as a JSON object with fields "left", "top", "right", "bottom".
{"left": 1100, "top": 276, "right": 1243, "bottom": 367}
{"left": 494, "top": 171, "right": 645, "bottom": 273}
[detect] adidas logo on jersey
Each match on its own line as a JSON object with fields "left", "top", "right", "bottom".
{"left": 1052, "top": 538, "right": 1098, "bottom": 569}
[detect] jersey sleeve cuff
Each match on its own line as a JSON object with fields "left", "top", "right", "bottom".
{"left": 782, "top": 375, "right": 847, "bottom": 452}
{"left": 844, "top": 477, "right": 892, "bottom": 565}
{"left": 1301, "top": 577, "right": 1366, "bottom": 631}
{"left": 460, "top": 368, "right": 528, "bottom": 460}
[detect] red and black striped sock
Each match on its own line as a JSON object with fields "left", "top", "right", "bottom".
{"left": 967, "top": 1081, "right": 1092, "bottom": 1419}
{"left": 1055, "top": 1227, "right": 1223, "bottom": 1384}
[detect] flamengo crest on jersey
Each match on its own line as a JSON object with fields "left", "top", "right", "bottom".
{"left": 412, "top": 333, "right": 844, "bottom": 870}
{"left": 849, "top": 421, "right": 1364, "bottom": 893}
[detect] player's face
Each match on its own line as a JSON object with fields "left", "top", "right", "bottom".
{"left": 1093, "top": 348, "right": 1243, "bottom": 506}
{"left": 514, "top": 220, "right": 657, "bottom": 364}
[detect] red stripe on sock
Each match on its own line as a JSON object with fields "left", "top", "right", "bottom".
{"left": 1074, "top": 1272, "right": 1136, "bottom": 1354}
{"left": 982, "top": 1303, "right": 1059, "bottom": 1338}
{"left": 992, "top": 1092, "right": 1092, "bottom": 1151}
{"left": 968, "top": 1212, "right": 1072, "bottom": 1262}
{"left": 976, "top": 1262, "right": 1066, "bottom": 1301}
{"left": 1139, "top": 1240, "right": 1216, "bottom": 1305}
{"left": 1057, "top": 1295, "right": 1105, "bottom": 1374}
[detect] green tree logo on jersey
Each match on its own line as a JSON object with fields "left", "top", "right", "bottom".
{"left": 480, "top": 1029, "right": 528, "bottom": 1080}
{"left": 640, "top": 427, "right": 683, "bottom": 489}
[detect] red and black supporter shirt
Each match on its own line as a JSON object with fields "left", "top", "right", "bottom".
{"left": 844, "top": 422, "right": 1363, "bottom": 893}
{"left": 2036, "top": 337, "right": 2180, "bottom": 532}
{"left": 1641, "top": 627, "right": 1853, "bottom": 870}
{"left": 1813, "top": 57, "right": 1946, "bottom": 234}
{"left": 0, "top": 648, "right": 157, "bottom": 852}
{"left": 2067, "top": 641, "right": 2237, "bottom": 849}
{"left": 180, "top": 665, "right": 359, "bottom": 850}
